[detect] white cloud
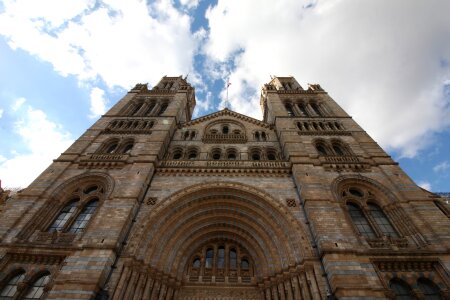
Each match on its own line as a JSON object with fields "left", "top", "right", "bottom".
{"left": 179, "top": 0, "right": 199, "bottom": 9}
{"left": 204, "top": 0, "right": 450, "bottom": 157}
{"left": 0, "top": 0, "right": 199, "bottom": 89}
{"left": 89, "top": 87, "right": 107, "bottom": 118}
{"left": 433, "top": 161, "right": 450, "bottom": 173}
{"left": 0, "top": 108, "right": 3, "bottom": 119}
{"left": 11, "top": 97, "right": 26, "bottom": 111}
{"left": 0, "top": 102, "right": 73, "bottom": 188}
{"left": 418, "top": 181, "right": 432, "bottom": 191}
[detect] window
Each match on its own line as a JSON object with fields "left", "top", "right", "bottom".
{"left": 285, "top": 104, "right": 294, "bottom": 116}
{"left": 23, "top": 273, "right": 51, "bottom": 300}
{"left": 368, "top": 203, "right": 399, "bottom": 237}
{"left": 417, "top": 278, "right": 442, "bottom": 300}
{"left": 222, "top": 125, "right": 229, "bottom": 134}
{"left": 227, "top": 149, "right": 237, "bottom": 160}
{"left": 130, "top": 102, "right": 143, "bottom": 115}
{"left": 251, "top": 153, "right": 260, "bottom": 161}
{"left": 172, "top": 148, "right": 183, "bottom": 159}
{"left": 217, "top": 246, "right": 225, "bottom": 269}
{"left": 122, "top": 142, "right": 134, "bottom": 154}
{"left": 241, "top": 259, "right": 249, "bottom": 270}
{"left": 255, "top": 132, "right": 260, "bottom": 141}
{"left": 389, "top": 279, "right": 413, "bottom": 300}
{"left": 69, "top": 199, "right": 98, "bottom": 233}
{"left": 310, "top": 103, "right": 323, "bottom": 116}
{"left": 48, "top": 200, "right": 78, "bottom": 232}
{"left": 347, "top": 203, "right": 376, "bottom": 239}
{"left": 205, "top": 248, "right": 214, "bottom": 269}
{"left": 192, "top": 257, "right": 201, "bottom": 268}
{"left": 106, "top": 143, "right": 118, "bottom": 154}
{"left": 229, "top": 248, "right": 237, "bottom": 270}
{"left": 187, "top": 148, "right": 198, "bottom": 160}
{"left": 316, "top": 144, "right": 328, "bottom": 156}
{"left": 332, "top": 144, "right": 345, "bottom": 156}
{"left": 146, "top": 102, "right": 156, "bottom": 115}
{"left": 211, "top": 149, "right": 221, "bottom": 160}
{"left": 297, "top": 103, "right": 308, "bottom": 116}
{"left": 0, "top": 271, "right": 25, "bottom": 299}
{"left": 158, "top": 103, "right": 168, "bottom": 115}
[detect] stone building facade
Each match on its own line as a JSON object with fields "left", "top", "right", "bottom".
{"left": 0, "top": 76, "right": 449, "bottom": 299}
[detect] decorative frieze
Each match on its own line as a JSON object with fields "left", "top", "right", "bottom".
{"left": 78, "top": 153, "right": 129, "bottom": 169}
{"left": 202, "top": 133, "right": 247, "bottom": 144}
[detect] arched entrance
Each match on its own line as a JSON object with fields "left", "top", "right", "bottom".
{"left": 112, "top": 182, "right": 321, "bottom": 299}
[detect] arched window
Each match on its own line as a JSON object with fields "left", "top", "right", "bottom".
{"left": 285, "top": 104, "right": 294, "bottom": 116}
{"left": 205, "top": 248, "right": 214, "bottom": 269}
{"left": 187, "top": 148, "right": 198, "bottom": 160}
{"left": 229, "top": 248, "right": 237, "bottom": 270}
{"left": 122, "top": 142, "right": 134, "bottom": 154}
{"left": 158, "top": 103, "right": 168, "bottom": 115}
{"left": 130, "top": 102, "right": 143, "bottom": 115}
{"left": 417, "top": 278, "right": 442, "bottom": 300}
{"left": 316, "top": 144, "right": 328, "bottom": 156}
{"left": 368, "top": 203, "right": 399, "bottom": 237}
{"left": 389, "top": 279, "right": 413, "bottom": 300}
{"left": 184, "top": 131, "right": 189, "bottom": 140}
{"left": 48, "top": 199, "right": 78, "bottom": 232}
{"left": 227, "top": 149, "right": 237, "bottom": 160}
{"left": 261, "top": 132, "right": 267, "bottom": 141}
{"left": 241, "top": 258, "right": 249, "bottom": 270}
{"left": 297, "top": 122, "right": 303, "bottom": 130}
{"left": 146, "top": 102, "right": 156, "bottom": 115}
{"left": 311, "top": 103, "right": 323, "bottom": 116}
{"left": 298, "top": 103, "right": 308, "bottom": 116}
{"left": 105, "top": 142, "right": 118, "bottom": 154}
{"left": 255, "top": 132, "right": 260, "bottom": 141}
{"left": 222, "top": 125, "right": 229, "bottom": 134}
{"left": 217, "top": 246, "right": 225, "bottom": 269}
{"left": 251, "top": 151, "right": 261, "bottom": 161}
{"left": 0, "top": 271, "right": 25, "bottom": 299}
{"left": 192, "top": 257, "right": 201, "bottom": 268}
{"left": 172, "top": 149, "right": 183, "bottom": 160}
{"left": 69, "top": 199, "right": 98, "bottom": 233}
{"left": 347, "top": 203, "right": 376, "bottom": 239}
{"left": 267, "top": 149, "right": 277, "bottom": 161}
{"left": 23, "top": 272, "right": 51, "bottom": 300}
{"left": 211, "top": 149, "right": 221, "bottom": 160}
{"left": 332, "top": 144, "right": 345, "bottom": 156}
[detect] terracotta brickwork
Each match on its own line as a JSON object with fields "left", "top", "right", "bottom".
{"left": 0, "top": 76, "right": 448, "bottom": 299}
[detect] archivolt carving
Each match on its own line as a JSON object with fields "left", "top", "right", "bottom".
{"left": 45, "top": 172, "right": 115, "bottom": 201}
{"left": 127, "top": 182, "right": 312, "bottom": 281}
{"left": 331, "top": 174, "right": 398, "bottom": 205}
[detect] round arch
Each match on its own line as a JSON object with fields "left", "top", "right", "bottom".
{"left": 131, "top": 181, "right": 312, "bottom": 281}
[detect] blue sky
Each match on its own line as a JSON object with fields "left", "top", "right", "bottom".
{"left": 0, "top": 0, "right": 449, "bottom": 191}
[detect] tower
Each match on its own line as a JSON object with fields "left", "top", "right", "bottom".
{"left": 0, "top": 76, "right": 448, "bottom": 299}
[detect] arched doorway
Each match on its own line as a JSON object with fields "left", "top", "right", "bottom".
{"left": 111, "top": 182, "right": 321, "bottom": 300}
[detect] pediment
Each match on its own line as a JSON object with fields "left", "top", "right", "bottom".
{"left": 182, "top": 108, "right": 271, "bottom": 129}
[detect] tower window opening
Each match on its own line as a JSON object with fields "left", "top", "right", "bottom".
{"left": 333, "top": 144, "right": 345, "bottom": 156}
{"left": 285, "top": 104, "right": 294, "bottom": 116}
{"left": 106, "top": 143, "right": 118, "bottom": 154}
{"left": 311, "top": 103, "right": 323, "bottom": 116}
{"left": 222, "top": 125, "right": 229, "bottom": 134}
{"left": 159, "top": 103, "right": 168, "bottom": 115}
{"left": 205, "top": 248, "right": 214, "bottom": 269}
{"left": 217, "top": 246, "right": 225, "bottom": 269}
{"left": 229, "top": 248, "right": 237, "bottom": 270}
{"left": 315, "top": 144, "right": 328, "bottom": 156}
{"left": 192, "top": 258, "right": 201, "bottom": 268}
{"left": 298, "top": 103, "right": 308, "bottom": 116}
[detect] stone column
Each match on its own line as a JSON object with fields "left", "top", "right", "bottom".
{"left": 299, "top": 273, "right": 311, "bottom": 300}
{"left": 284, "top": 279, "right": 294, "bottom": 300}
{"left": 157, "top": 283, "right": 167, "bottom": 300}
{"left": 305, "top": 267, "right": 321, "bottom": 300}
{"left": 271, "top": 285, "right": 279, "bottom": 300}
{"left": 278, "top": 281, "right": 286, "bottom": 300}
{"left": 142, "top": 276, "right": 154, "bottom": 300}
{"left": 124, "top": 269, "right": 139, "bottom": 299}
{"left": 291, "top": 275, "right": 302, "bottom": 300}
{"left": 150, "top": 280, "right": 161, "bottom": 300}
{"left": 133, "top": 272, "right": 147, "bottom": 300}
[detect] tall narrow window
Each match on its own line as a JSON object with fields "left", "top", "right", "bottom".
{"left": 217, "top": 246, "right": 225, "bottom": 269}
{"left": 347, "top": 203, "right": 376, "bottom": 239}
{"left": 23, "top": 273, "right": 51, "bottom": 300}
{"left": 69, "top": 199, "right": 98, "bottom": 233}
{"left": 311, "top": 103, "right": 323, "bottom": 116}
{"left": 122, "top": 143, "right": 134, "bottom": 154}
{"left": 222, "top": 126, "right": 229, "bottom": 134}
{"left": 316, "top": 144, "right": 328, "bottom": 156}
{"left": 229, "top": 248, "right": 237, "bottom": 270}
{"left": 241, "top": 259, "right": 249, "bottom": 270}
{"left": 158, "top": 103, "right": 168, "bottom": 115}
{"left": 131, "top": 103, "right": 143, "bottom": 115}
{"left": 146, "top": 102, "right": 156, "bottom": 115}
{"left": 192, "top": 257, "right": 201, "bottom": 268}
{"left": 389, "top": 279, "right": 413, "bottom": 300}
{"left": 0, "top": 271, "right": 25, "bottom": 299}
{"left": 48, "top": 200, "right": 78, "bottom": 232}
{"left": 285, "top": 104, "right": 294, "bottom": 116}
{"left": 106, "top": 143, "right": 118, "bottom": 154}
{"left": 368, "top": 203, "right": 399, "bottom": 237}
{"left": 205, "top": 248, "right": 214, "bottom": 269}
{"left": 298, "top": 104, "right": 308, "bottom": 116}
{"left": 417, "top": 278, "right": 442, "bottom": 300}
{"left": 333, "top": 144, "right": 345, "bottom": 156}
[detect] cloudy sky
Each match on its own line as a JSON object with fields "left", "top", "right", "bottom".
{"left": 0, "top": 0, "right": 449, "bottom": 191}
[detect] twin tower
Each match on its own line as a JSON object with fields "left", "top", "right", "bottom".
{"left": 0, "top": 76, "right": 448, "bottom": 299}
